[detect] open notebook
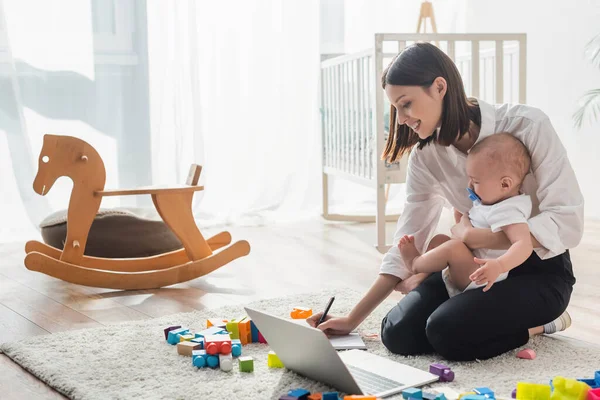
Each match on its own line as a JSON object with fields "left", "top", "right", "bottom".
{"left": 289, "top": 319, "right": 367, "bottom": 350}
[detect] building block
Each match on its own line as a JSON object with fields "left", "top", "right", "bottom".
{"left": 231, "top": 339, "right": 242, "bottom": 357}
{"left": 578, "top": 371, "right": 600, "bottom": 389}
{"left": 461, "top": 396, "right": 486, "bottom": 400}
{"left": 167, "top": 327, "right": 189, "bottom": 345}
{"left": 551, "top": 376, "right": 590, "bottom": 400}
{"left": 344, "top": 396, "right": 377, "bottom": 399}
{"left": 192, "top": 350, "right": 208, "bottom": 368}
{"left": 177, "top": 341, "right": 202, "bottom": 356}
{"left": 239, "top": 356, "right": 254, "bottom": 372}
{"left": 458, "top": 393, "right": 476, "bottom": 399}
{"left": 227, "top": 318, "right": 243, "bottom": 340}
{"left": 219, "top": 353, "right": 233, "bottom": 372}
{"left": 190, "top": 337, "right": 204, "bottom": 349}
{"left": 588, "top": 388, "right": 600, "bottom": 400}
{"left": 516, "top": 382, "right": 551, "bottom": 400}
{"left": 207, "top": 318, "right": 228, "bottom": 329}
{"left": 322, "top": 393, "right": 341, "bottom": 400}
{"left": 308, "top": 394, "right": 323, "bottom": 400}
{"left": 163, "top": 325, "right": 181, "bottom": 340}
{"left": 423, "top": 393, "right": 437, "bottom": 400}
{"left": 474, "top": 387, "right": 495, "bottom": 398}
{"left": 429, "top": 363, "right": 454, "bottom": 382}
{"left": 204, "top": 334, "right": 232, "bottom": 355}
{"left": 250, "top": 320, "right": 260, "bottom": 343}
{"left": 291, "top": 307, "right": 313, "bottom": 319}
{"left": 258, "top": 331, "right": 267, "bottom": 344}
{"left": 517, "top": 348, "right": 537, "bottom": 360}
{"left": 288, "top": 389, "right": 310, "bottom": 400}
{"left": 238, "top": 318, "right": 253, "bottom": 345}
{"left": 268, "top": 351, "right": 285, "bottom": 368}
{"left": 179, "top": 334, "right": 195, "bottom": 342}
{"left": 435, "top": 394, "right": 447, "bottom": 400}
{"left": 403, "top": 388, "right": 423, "bottom": 399}
{"left": 511, "top": 389, "right": 516, "bottom": 399}
{"left": 206, "top": 354, "right": 219, "bottom": 368}
{"left": 196, "top": 326, "right": 228, "bottom": 338}
{"left": 279, "top": 397, "right": 297, "bottom": 400}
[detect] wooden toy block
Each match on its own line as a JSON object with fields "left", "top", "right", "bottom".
{"left": 204, "top": 334, "right": 232, "bottom": 355}
{"left": 517, "top": 348, "right": 536, "bottom": 360}
{"left": 177, "top": 341, "right": 202, "bottom": 356}
{"left": 516, "top": 382, "right": 551, "bottom": 400}
{"left": 238, "top": 356, "right": 254, "bottom": 372}
{"left": 191, "top": 337, "right": 204, "bottom": 349}
{"left": 219, "top": 353, "right": 233, "bottom": 372}
{"left": 308, "top": 394, "right": 323, "bottom": 400}
{"left": 551, "top": 376, "right": 590, "bottom": 400}
{"left": 322, "top": 393, "right": 341, "bottom": 400}
{"left": 226, "top": 318, "right": 242, "bottom": 340}
{"left": 207, "top": 318, "right": 228, "bottom": 329}
{"left": 290, "top": 307, "right": 313, "bottom": 319}
{"left": 167, "top": 328, "right": 190, "bottom": 345}
{"left": 192, "top": 350, "right": 208, "bottom": 368}
{"left": 231, "top": 339, "right": 242, "bottom": 357}
{"left": 238, "top": 318, "right": 253, "bottom": 345}
{"left": 268, "top": 351, "right": 284, "bottom": 368}
{"left": 474, "top": 387, "right": 494, "bottom": 398}
{"left": 403, "top": 388, "right": 422, "bottom": 399}
{"left": 429, "top": 363, "right": 454, "bottom": 382}
{"left": 288, "top": 389, "right": 310, "bottom": 400}
{"left": 179, "top": 334, "right": 195, "bottom": 342}
{"left": 197, "top": 326, "right": 228, "bottom": 338}
{"left": 250, "top": 320, "right": 260, "bottom": 342}
{"left": 258, "top": 331, "right": 267, "bottom": 344}
{"left": 588, "top": 388, "right": 600, "bottom": 400}
{"left": 164, "top": 325, "right": 182, "bottom": 340}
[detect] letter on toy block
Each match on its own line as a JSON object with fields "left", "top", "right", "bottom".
{"left": 204, "top": 334, "right": 232, "bottom": 355}
{"left": 403, "top": 388, "right": 422, "bottom": 400}
{"left": 288, "top": 388, "right": 310, "bottom": 400}
{"left": 164, "top": 325, "right": 182, "bottom": 340}
{"left": 238, "top": 318, "right": 253, "bottom": 345}
{"left": 551, "top": 376, "right": 590, "bottom": 400}
{"left": 239, "top": 356, "right": 254, "bottom": 372}
{"left": 290, "top": 307, "right": 313, "bottom": 319}
{"left": 268, "top": 351, "right": 284, "bottom": 368}
{"left": 516, "top": 382, "right": 551, "bottom": 400}
{"left": 219, "top": 353, "right": 233, "bottom": 372}
{"left": 177, "top": 341, "right": 202, "bottom": 356}
{"left": 231, "top": 339, "right": 242, "bottom": 357}
{"left": 250, "top": 320, "right": 260, "bottom": 343}
{"left": 207, "top": 318, "right": 228, "bottom": 329}
{"left": 167, "top": 328, "right": 190, "bottom": 345}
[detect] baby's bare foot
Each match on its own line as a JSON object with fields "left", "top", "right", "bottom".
{"left": 398, "top": 235, "right": 421, "bottom": 272}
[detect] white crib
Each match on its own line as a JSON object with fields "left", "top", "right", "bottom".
{"left": 320, "top": 33, "right": 527, "bottom": 253}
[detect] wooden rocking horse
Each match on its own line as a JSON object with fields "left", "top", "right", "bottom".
{"left": 24, "top": 134, "right": 251, "bottom": 290}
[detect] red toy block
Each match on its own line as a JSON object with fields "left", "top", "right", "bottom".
{"left": 517, "top": 348, "right": 536, "bottom": 359}
{"left": 204, "top": 334, "right": 232, "bottom": 355}
{"left": 588, "top": 388, "right": 600, "bottom": 400}
{"left": 258, "top": 331, "right": 267, "bottom": 344}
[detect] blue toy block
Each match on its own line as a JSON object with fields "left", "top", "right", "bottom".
{"left": 288, "top": 388, "right": 310, "bottom": 400}
{"left": 207, "top": 354, "right": 219, "bottom": 368}
{"left": 322, "top": 393, "right": 340, "bottom": 400}
{"left": 250, "top": 320, "right": 260, "bottom": 343}
{"left": 167, "top": 328, "right": 189, "bottom": 345}
{"left": 461, "top": 396, "right": 487, "bottom": 400}
{"left": 403, "top": 388, "right": 422, "bottom": 399}
{"left": 196, "top": 326, "right": 228, "bottom": 338}
{"left": 190, "top": 337, "right": 204, "bottom": 349}
{"left": 435, "top": 394, "right": 447, "bottom": 400}
{"left": 192, "top": 350, "right": 208, "bottom": 368}
{"left": 578, "top": 370, "right": 600, "bottom": 389}
{"left": 474, "top": 387, "right": 495, "bottom": 398}
{"left": 231, "top": 339, "right": 242, "bottom": 357}
{"left": 423, "top": 392, "right": 437, "bottom": 400}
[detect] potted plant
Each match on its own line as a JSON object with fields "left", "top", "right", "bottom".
{"left": 573, "top": 33, "right": 600, "bottom": 128}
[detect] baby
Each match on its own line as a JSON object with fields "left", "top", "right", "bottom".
{"left": 398, "top": 132, "right": 534, "bottom": 296}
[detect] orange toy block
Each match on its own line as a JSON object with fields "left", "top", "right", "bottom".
{"left": 207, "top": 318, "right": 228, "bottom": 329}
{"left": 238, "top": 318, "right": 252, "bottom": 345}
{"left": 177, "top": 341, "right": 202, "bottom": 356}
{"left": 517, "top": 348, "right": 536, "bottom": 359}
{"left": 290, "top": 307, "right": 313, "bottom": 319}
{"left": 204, "top": 334, "right": 232, "bottom": 355}
{"left": 308, "top": 394, "right": 322, "bottom": 400}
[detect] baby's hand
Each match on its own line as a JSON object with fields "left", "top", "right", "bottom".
{"left": 470, "top": 258, "right": 503, "bottom": 292}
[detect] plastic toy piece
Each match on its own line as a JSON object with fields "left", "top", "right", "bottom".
{"left": 206, "top": 354, "right": 219, "bottom": 368}
{"left": 578, "top": 371, "right": 600, "bottom": 389}
{"left": 308, "top": 394, "right": 323, "bottom": 400}
{"left": 250, "top": 320, "right": 260, "bottom": 343}
{"left": 322, "top": 393, "right": 341, "bottom": 400}
{"left": 511, "top": 389, "right": 516, "bottom": 399}
{"left": 403, "top": 388, "right": 422, "bottom": 399}
{"left": 219, "top": 353, "right": 233, "bottom": 372}
{"left": 239, "top": 356, "right": 254, "bottom": 372}
{"left": 288, "top": 389, "right": 310, "bottom": 400}
{"left": 177, "top": 341, "right": 202, "bottom": 356}
{"left": 268, "top": 351, "right": 285, "bottom": 368}
{"left": 24, "top": 134, "right": 251, "bottom": 290}
{"left": 474, "top": 387, "right": 494, "bottom": 398}
{"left": 429, "top": 363, "right": 455, "bottom": 382}
{"left": 204, "top": 334, "right": 232, "bottom": 355}
{"left": 517, "top": 348, "right": 537, "bottom": 360}
{"left": 238, "top": 318, "right": 253, "bottom": 345}
{"left": 196, "top": 326, "right": 228, "bottom": 338}
{"left": 167, "top": 328, "right": 189, "bottom": 345}
{"left": 163, "top": 325, "right": 181, "bottom": 340}
{"left": 231, "top": 339, "right": 242, "bottom": 357}
{"left": 192, "top": 350, "right": 208, "bottom": 368}
{"left": 291, "top": 307, "right": 313, "bottom": 319}
{"left": 207, "top": 319, "right": 228, "bottom": 329}
{"left": 588, "top": 388, "right": 600, "bottom": 400}
{"left": 516, "top": 382, "right": 551, "bottom": 400}
{"left": 550, "top": 376, "right": 590, "bottom": 400}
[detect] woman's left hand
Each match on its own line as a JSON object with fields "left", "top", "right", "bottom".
{"left": 451, "top": 213, "right": 473, "bottom": 242}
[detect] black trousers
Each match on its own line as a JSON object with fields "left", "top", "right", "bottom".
{"left": 380, "top": 250, "right": 575, "bottom": 361}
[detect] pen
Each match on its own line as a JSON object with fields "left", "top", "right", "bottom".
{"left": 316, "top": 296, "right": 335, "bottom": 327}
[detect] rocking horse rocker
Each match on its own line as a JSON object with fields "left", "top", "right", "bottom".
{"left": 24, "top": 134, "right": 251, "bottom": 290}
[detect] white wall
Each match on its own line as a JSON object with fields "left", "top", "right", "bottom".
{"left": 464, "top": 0, "right": 600, "bottom": 218}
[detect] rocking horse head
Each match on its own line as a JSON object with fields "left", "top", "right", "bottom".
{"left": 33, "top": 134, "right": 106, "bottom": 196}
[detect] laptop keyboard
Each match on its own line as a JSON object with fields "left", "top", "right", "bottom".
{"left": 346, "top": 364, "right": 404, "bottom": 395}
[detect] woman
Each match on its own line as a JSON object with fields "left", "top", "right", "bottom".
{"left": 309, "top": 42, "right": 583, "bottom": 361}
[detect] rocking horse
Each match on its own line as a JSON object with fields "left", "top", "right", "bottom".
{"left": 24, "top": 134, "right": 251, "bottom": 290}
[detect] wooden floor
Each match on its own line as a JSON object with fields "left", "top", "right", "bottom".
{"left": 0, "top": 217, "right": 599, "bottom": 399}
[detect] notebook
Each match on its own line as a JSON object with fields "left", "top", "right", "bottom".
{"left": 288, "top": 319, "right": 367, "bottom": 350}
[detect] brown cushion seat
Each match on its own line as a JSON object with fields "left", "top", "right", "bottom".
{"left": 39, "top": 208, "right": 183, "bottom": 258}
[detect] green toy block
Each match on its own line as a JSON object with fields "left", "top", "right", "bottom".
{"left": 239, "top": 356, "right": 254, "bottom": 372}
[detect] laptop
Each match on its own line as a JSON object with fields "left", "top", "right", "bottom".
{"left": 244, "top": 307, "right": 439, "bottom": 398}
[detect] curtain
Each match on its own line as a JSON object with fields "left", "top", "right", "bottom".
{"left": 0, "top": 0, "right": 321, "bottom": 243}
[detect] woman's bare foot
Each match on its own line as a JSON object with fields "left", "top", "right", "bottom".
{"left": 394, "top": 272, "right": 429, "bottom": 294}
{"left": 398, "top": 235, "right": 422, "bottom": 273}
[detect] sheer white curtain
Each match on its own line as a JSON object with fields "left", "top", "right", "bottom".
{"left": 0, "top": 0, "right": 321, "bottom": 243}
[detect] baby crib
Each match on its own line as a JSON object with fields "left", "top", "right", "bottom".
{"left": 320, "top": 33, "right": 527, "bottom": 252}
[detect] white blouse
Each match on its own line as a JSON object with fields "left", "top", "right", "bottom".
{"left": 379, "top": 98, "right": 585, "bottom": 280}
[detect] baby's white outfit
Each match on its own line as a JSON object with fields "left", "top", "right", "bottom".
{"left": 442, "top": 194, "right": 533, "bottom": 297}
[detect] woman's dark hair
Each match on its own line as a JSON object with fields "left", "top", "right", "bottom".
{"left": 381, "top": 42, "right": 481, "bottom": 163}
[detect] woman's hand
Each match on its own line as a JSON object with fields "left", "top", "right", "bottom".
{"left": 451, "top": 213, "right": 473, "bottom": 242}
{"left": 306, "top": 313, "right": 356, "bottom": 336}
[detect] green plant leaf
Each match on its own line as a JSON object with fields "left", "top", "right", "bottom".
{"left": 573, "top": 88, "right": 600, "bottom": 128}
{"left": 584, "top": 33, "right": 600, "bottom": 69}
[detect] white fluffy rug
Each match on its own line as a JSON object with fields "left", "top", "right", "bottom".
{"left": 1, "top": 290, "right": 598, "bottom": 400}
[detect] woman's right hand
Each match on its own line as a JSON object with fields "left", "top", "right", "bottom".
{"left": 306, "top": 312, "right": 356, "bottom": 336}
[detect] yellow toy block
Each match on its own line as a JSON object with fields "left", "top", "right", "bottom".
{"left": 226, "top": 318, "right": 243, "bottom": 340}
{"left": 550, "top": 376, "right": 590, "bottom": 400}
{"left": 179, "top": 334, "right": 195, "bottom": 342}
{"left": 267, "top": 351, "right": 284, "bottom": 368}
{"left": 516, "top": 382, "right": 551, "bottom": 400}
{"left": 290, "top": 307, "right": 313, "bottom": 319}
{"left": 177, "top": 341, "right": 202, "bottom": 356}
